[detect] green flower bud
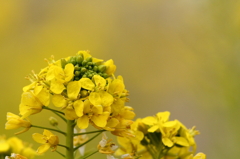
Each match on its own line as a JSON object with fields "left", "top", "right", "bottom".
{"left": 76, "top": 54, "right": 84, "bottom": 64}
{"left": 80, "top": 90, "right": 88, "bottom": 98}
{"left": 74, "top": 77, "right": 80, "bottom": 81}
{"left": 75, "top": 71, "right": 81, "bottom": 76}
{"left": 69, "top": 56, "right": 77, "bottom": 65}
{"left": 87, "top": 62, "right": 93, "bottom": 66}
{"left": 74, "top": 65, "right": 81, "bottom": 71}
{"left": 49, "top": 117, "right": 58, "bottom": 126}
{"left": 87, "top": 74, "right": 93, "bottom": 78}
{"left": 61, "top": 58, "right": 67, "bottom": 68}
{"left": 88, "top": 66, "right": 92, "bottom": 70}
{"left": 93, "top": 66, "right": 98, "bottom": 72}
{"left": 85, "top": 57, "right": 92, "bottom": 62}
{"left": 82, "top": 60, "right": 87, "bottom": 66}
{"left": 82, "top": 74, "right": 87, "bottom": 78}
{"left": 98, "top": 65, "right": 106, "bottom": 72}
{"left": 81, "top": 67, "right": 87, "bottom": 73}
{"left": 102, "top": 73, "right": 109, "bottom": 78}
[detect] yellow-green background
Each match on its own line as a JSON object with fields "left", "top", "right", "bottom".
{"left": 1, "top": 1, "right": 240, "bottom": 159}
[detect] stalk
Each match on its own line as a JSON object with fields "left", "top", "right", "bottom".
{"left": 66, "top": 120, "right": 74, "bottom": 159}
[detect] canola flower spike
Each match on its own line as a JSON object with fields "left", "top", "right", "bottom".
{"left": 117, "top": 112, "right": 205, "bottom": 159}
{"left": 32, "top": 130, "right": 59, "bottom": 154}
{"left": 5, "top": 113, "right": 31, "bottom": 135}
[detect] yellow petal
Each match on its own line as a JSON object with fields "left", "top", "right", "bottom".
{"left": 141, "top": 116, "right": 157, "bottom": 125}
{"left": 7, "top": 112, "right": 19, "bottom": 120}
{"left": 108, "top": 79, "right": 125, "bottom": 96}
{"left": 6, "top": 137, "right": 23, "bottom": 154}
{"left": 106, "top": 118, "right": 119, "bottom": 128}
{"left": 148, "top": 125, "right": 159, "bottom": 132}
{"left": 91, "top": 112, "right": 110, "bottom": 127}
{"left": 64, "top": 108, "right": 78, "bottom": 120}
{"left": 48, "top": 135, "right": 59, "bottom": 146}
{"left": 99, "top": 91, "right": 114, "bottom": 107}
{"left": 162, "top": 137, "right": 174, "bottom": 147}
{"left": 37, "top": 144, "right": 51, "bottom": 154}
{"left": 43, "top": 129, "right": 54, "bottom": 137}
{"left": 79, "top": 78, "right": 95, "bottom": 90}
{"left": 92, "top": 105, "right": 103, "bottom": 114}
{"left": 174, "top": 137, "right": 189, "bottom": 147}
{"left": 50, "top": 79, "right": 65, "bottom": 94}
{"left": 67, "top": 81, "right": 81, "bottom": 100}
{"left": 73, "top": 100, "right": 84, "bottom": 117}
{"left": 34, "top": 86, "right": 50, "bottom": 106}
{"left": 83, "top": 100, "right": 91, "bottom": 113}
{"left": 104, "top": 59, "right": 116, "bottom": 75}
{"left": 157, "top": 111, "right": 170, "bottom": 122}
{"left": 21, "top": 92, "right": 42, "bottom": 108}
{"left": 89, "top": 92, "right": 101, "bottom": 106}
{"left": 193, "top": 153, "right": 206, "bottom": 159}
{"left": 46, "top": 65, "right": 63, "bottom": 81}
{"left": 52, "top": 94, "right": 67, "bottom": 108}
{"left": 77, "top": 116, "right": 89, "bottom": 129}
{"left": 64, "top": 63, "right": 74, "bottom": 82}
{"left": 32, "top": 133, "right": 45, "bottom": 144}
{"left": 23, "top": 82, "right": 36, "bottom": 92}
{"left": 93, "top": 75, "right": 106, "bottom": 89}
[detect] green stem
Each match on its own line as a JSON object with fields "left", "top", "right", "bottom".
{"left": 66, "top": 120, "right": 74, "bottom": 159}
{"left": 74, "top": 129, "right": 105, "bottom": 136}
{"left": 77, "top": 150, "right": 98, "bottom": 159}
{"left": 52, "top": 110, "right": 67, "bottom": 122}
{"left": 31, "top": 125, "right": 66, "bottom": 136}
{"left": 74, "top": 132, "right": 102, "bottom": 151}
{"left": 58, "top": 144, "right": 69, "bottom": 149}
{"left": 56, "top": 150, "right": 66, "bottom": 158}
{"left": 43, "top": 106, "right": 65, "bottom": 115}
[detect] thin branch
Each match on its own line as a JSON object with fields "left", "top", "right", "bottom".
{"left": 31, "top": 125, "right": 66, "bottom": 136}
{"left": 74, "top": 129, "right": 105, "bottom": 136}
{"left": 43, "top": 106, "right": 65, "bottom": 115}
{"left": 56, "top": 150, "right": 66, "bottom": 158}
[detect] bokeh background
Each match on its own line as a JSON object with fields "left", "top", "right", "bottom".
{"left": 1, "top": 1, "right": 240, "bottom": 159}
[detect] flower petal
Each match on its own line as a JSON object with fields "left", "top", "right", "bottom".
{"left": 37, "top": 144, "right": 51, "bottom": 154}
{"left": 79, "top": 78, "right": 95, "bottom": 90}
{"left": 67, "top": 81, "right": 81, "bottom": 100}
{"left": 32, "top": 133, "right": 45, "bottom": 144}
{"left": 77, "top": 116, "right": 89, "bottom": 129}
{"left": 73, "top": 100, "right": 84, "bottom": 117}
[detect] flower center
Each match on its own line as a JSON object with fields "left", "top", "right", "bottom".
{"left": 61, "top": 53, "right": 109, "bottom": 80}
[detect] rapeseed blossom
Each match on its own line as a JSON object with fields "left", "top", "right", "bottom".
{"left": 32, "top": 130, "right": 59, "bottom": 154}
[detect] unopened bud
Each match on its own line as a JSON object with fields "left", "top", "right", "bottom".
{"left": 76, "top": 54, "right": 84, "bottom": 64}
{"left": 49, "top": 117, "right": 58, "bottom": 126}
{"left": 85, "top": 57, "right": 92, "bottom": 62}
{"left": 61, "top": 58, "right": 67, "bottom": 68}
{"left": 98, "top": 65, "right": 106, "bottom": 72}
{"left": 80, "top": 90, "right": 88, "bottom": 98}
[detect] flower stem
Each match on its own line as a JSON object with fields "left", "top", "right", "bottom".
{"left": 58, "top": 144, "right": 69, "bottom": 149}
{"left": 56, "top": 150, "right": 66, "bottom": 158}
{"left": 43, "top": 106, "right": 65, "bottom": 115}
{"left": 74, "top": 129, "right": 105, "bottom": 136}
{"left": 31, "top": 125, "right": 66, "bottom": 136}
{"left": 74, "top": 132, "right": 102, "bottom": 151}
{"left": 77, "top": 150, "right": 98, "bottom": 159}
{"left": 66, "top": 120, "right": 74, "bottom": 159}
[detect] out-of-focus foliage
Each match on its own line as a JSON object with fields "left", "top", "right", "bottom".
{"left": 1, "top": 1, "right": 240, "bottom": 159}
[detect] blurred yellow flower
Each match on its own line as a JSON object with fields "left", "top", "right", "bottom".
{"left": 19, "top": 91, "right": 43, "bottom": 118}
{"left": 104, "top": 59, "right": 116, "bottom": 76}
{"left": 32, "top": 130, "right": 59, "bottom": 154}
{"left": 5, "top": 153, "right": 27, "bottom": 159}
{"left": 5, "top": 112, "right": 31, "bottom": 135}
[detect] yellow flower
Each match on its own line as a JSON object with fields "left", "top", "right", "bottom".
{"left": 76, "top": 99, "right": 110, "bottom": 129}
{"left": 104, "top": 59, "right": 116, "bottom": 76}
{"left": 5, "top": 113, "right": 31, "bottom": 135}
{"left": 32, "top": 130, "right": 59, "bottom": 154}
{"left": 46, "top": 63, "right": 74, "bottom": 94}
{"left": 185, "top": 152, "right": 206, "bottom": 159}
{"left": 0, "top": 135, "right": 10, "bottom": 153}
{"left": 19, "top": 91, "right": 43, "bottom": 118}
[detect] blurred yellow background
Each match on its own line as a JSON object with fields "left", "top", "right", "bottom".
{"left": 1, "top": 1, "right": 240, "bottom": 159}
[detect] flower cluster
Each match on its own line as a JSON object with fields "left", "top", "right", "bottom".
{"left": 115, "top": 111, "right": 205, "bottom": 159}
{"left": 4, "top": 51, "right": 206, "bottom": 159}
{"left": 0, "top": 135, "right": 36, "bottom": 159}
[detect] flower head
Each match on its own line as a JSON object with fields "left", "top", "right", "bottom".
{"left": 5, "top": 113, "right": 31, "bottom": 135}
{"left": 32, "top": 130, "right": 59, "bottom": 154}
